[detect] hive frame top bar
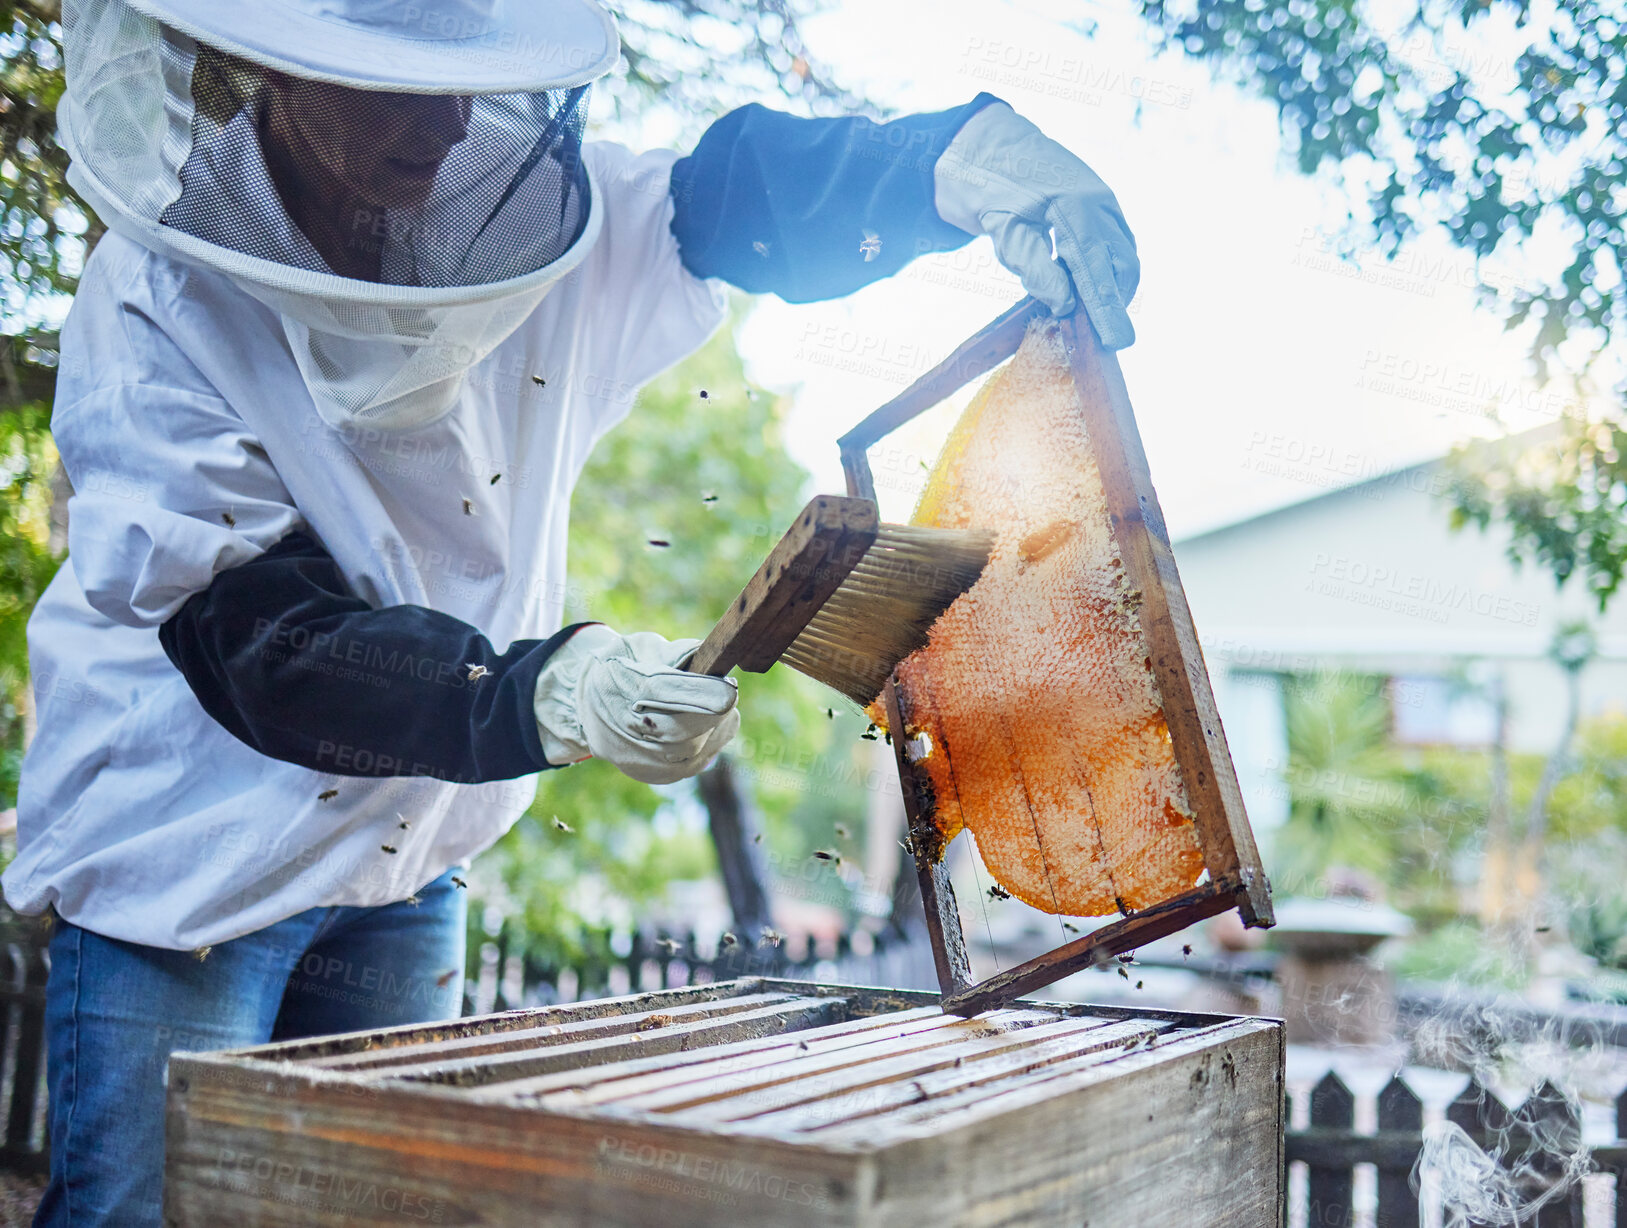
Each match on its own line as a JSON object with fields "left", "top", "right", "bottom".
{"left": 837, "top": 297, "right": 1274, "bottom": 1017}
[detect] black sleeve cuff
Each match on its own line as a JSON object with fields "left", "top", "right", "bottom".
{"left": 669, "top": 93, "right": 1003, "bottom": 302}
{"left": 159, "top": 530, "right": 588, "bottom": 782}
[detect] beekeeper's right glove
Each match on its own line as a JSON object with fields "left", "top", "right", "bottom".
{"left": 533, "top": 624, "right": 740, "bottom": 785}
{"left": 935, "top": 100, "right": 1140, "bottom": 348}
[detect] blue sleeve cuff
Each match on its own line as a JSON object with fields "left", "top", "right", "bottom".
{"left": 669, "top": 94, "right": 1003, "bottom": 302}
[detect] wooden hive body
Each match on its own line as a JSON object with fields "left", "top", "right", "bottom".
{"left": 165, "top": 979, "right": 1284, "bottom": 1227}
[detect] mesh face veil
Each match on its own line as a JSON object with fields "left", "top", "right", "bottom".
{"left": 60, "top": 0, "right": 617, "bottom": 428}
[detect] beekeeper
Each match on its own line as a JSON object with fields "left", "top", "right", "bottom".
{"left": 5, "top": 0, "right": 1139, "bottom": 1222}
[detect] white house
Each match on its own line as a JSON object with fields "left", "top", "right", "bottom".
{"left": 1172, "top": 453, "right": 1627, "bottom": 833}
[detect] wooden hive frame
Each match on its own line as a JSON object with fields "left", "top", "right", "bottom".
{"left": 836, "top": 298, "right": 1275, "bottom": 1016}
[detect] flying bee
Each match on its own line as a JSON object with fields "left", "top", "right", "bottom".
{"left": 450, "top": 876, "right": 467, "bottom": 889}
{"left": 462, "top": 497, "right": 476, "bottom": 516}
{"left": 1062, "top": 921, "right": 1080, "bottom": 934}
{"left": 1181, "top": 944, "right": 1192, "bottom": 958}
{"left": 759, "top": 926, "right": 784, "bottom": 948}
{"left": 552, "top": 816, "right": 574, "bottom": 833}
{"left": 987, "top": 884, "right": 1011, "bottom": 901}
{"left": 318, "top": 789, "right": 338, "bottom": 802}
{"left": 702, "top": 493, "right": 719, "bottom": 504}
{"left": 824, "top": 709, "right": 836, "bottom": 721}
{"left": 1116, "top": 953, "right": 1136, "bottom": 965}
{"left": 1118, "top": 965, "right": 1129, "bottom": 980}
{"left": 465, "top": 663, "right": 490, "bottom": 683}
{"left": 655, "top": 937, "right": 681, "bottom": 955}
{"left": 698, "top": 390, "right": 709, "bottom": 400}
{"left": 192, "top": 946, "right": 212, "bottom": 962}
{"left": 531, "top": 375, "right": 546, "bottom": 386}
{"left": 436, "top": 969, "right": 458, "bottom": 988}
{"left": 647, "top": 539, "right": 670, "bottom": 548}
{"left": 381, "top": 844, "right": 398, "bottom": 855}
{"left": 752, "top": 832, "right": 762, "bottom": 844}
{"left": 812, "top": 850, "right": 840, "bottom": 864}
{"left": 221, "top": 510, "right": 236, "bottom": 527}
{"left": 834, "top": 824, "right": 850, "bottom": 839}
{"left": 404, "top": 894, "right": 421, "bottom": 907}
{"left": 489, "top": 473, "right": 502, "bottom": 485}
{"left": 397, "top": 815, "right": 410, "bottom": 829}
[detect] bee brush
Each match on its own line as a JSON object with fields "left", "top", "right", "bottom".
{"left": 686, "top": 496, "right": 993, "bottom": 706}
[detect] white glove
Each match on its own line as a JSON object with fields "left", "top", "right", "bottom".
{"left": 935, "top": 101, "right": 1140, "bottom": 349}
{"left": 533, "top": 625, "right": 740, "bottom": 785}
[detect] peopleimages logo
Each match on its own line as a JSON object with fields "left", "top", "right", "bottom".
{"left": 212, "top": 1146, "right": 445, "bottom": 1222}
{"left": 1307, "top": 553, "right": 1540, "bottom": 628}
{"left": 595, "top": 1135, "right": 830, "bottom": 1210}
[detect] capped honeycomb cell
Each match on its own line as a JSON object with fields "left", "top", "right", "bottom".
{"left": 887, "top": 321, "right": 1205, "bottom": 917}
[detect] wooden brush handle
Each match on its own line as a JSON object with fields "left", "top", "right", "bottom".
{"left": 688, "top": 496, "right": 879, "bottom": 677}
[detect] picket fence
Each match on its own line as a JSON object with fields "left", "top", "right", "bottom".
{"left": 1287, "top": 1070, "right": 1627, "bottom": 1227}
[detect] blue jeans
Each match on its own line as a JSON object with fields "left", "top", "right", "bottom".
{"left": 34, "top": 869, "right": 466, "bottom": 1228}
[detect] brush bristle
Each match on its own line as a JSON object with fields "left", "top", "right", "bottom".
{"left": 779, "top": 524, "right": 994, "bottom": 707}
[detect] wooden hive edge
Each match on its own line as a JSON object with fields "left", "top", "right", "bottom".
{"left": 847, "top": 1016, "right": 1285, "bottom": 1228}
{"left": 1058, "top": 314, "right": 1273, "bottom": 928}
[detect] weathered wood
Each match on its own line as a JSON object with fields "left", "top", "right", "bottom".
{"left": 880, "top": 681, "right": 970, "bottom": 997}
{"left": 1376, "top": 1075, "right": 1423, "bottom": 1228}
{"left": 514, "top": 1007, "right": 953, "bottom": 1108}
{"left": 854, "top": 1018, "right": 1284, "bottom": 1227}
{"left": 1059, "top": 313, "right": 1272, "bottom": 926}
{"left": 164, "top": 980, "right": 1284, "bottom": 1228}
{"left": 836, "top": 296, "right": 1048, "bottom": 457}
{"left": 940, "top": 879, "right": 1241, "bottom": 1016}
{"left": 655, "top": 1010, "right": 1068, "bottom": 1126}
{"left": 244, "top": 979, "right": 768, "bottom": 1063}
{"left": 359, "top": 996, "right": 849, "bottom": 1088}
{"left": 1306, "top": 1073, "right": 1355, "bottom": 1228}
{"left": 299, "top": 992, "right": 807, "bottom": 1072}
{"left": 784, "top": 1018, "right": 1174, "bottom": 1136}
{"left": 689, "top": 495, "right": 878, "bottom": 676}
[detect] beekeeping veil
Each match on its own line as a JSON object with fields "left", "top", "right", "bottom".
{"left": 59, "top": 0, "right": 617, "bottom": 429}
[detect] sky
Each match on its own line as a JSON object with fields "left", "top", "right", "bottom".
{"left": 707, "top": 0, "right": 1606, "bottom": 538}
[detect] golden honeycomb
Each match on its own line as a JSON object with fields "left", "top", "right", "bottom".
{"left": 885, "top": 321, "right": 1204, "bottom": 917}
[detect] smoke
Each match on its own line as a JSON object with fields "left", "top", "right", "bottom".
{"left": 1410, "top": 995, "right": 1595, "bottom": 1225}
{"left": 1418, "top": 1115, "right": 1590, "bottom": 1227}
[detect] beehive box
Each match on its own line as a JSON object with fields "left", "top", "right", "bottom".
{"left": 164, "top": 978, "right": 1283, "bottom": 1227}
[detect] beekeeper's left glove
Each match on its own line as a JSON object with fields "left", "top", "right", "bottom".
{"left": 534, "top": 624, "right": 740, "bottom": 785}
{"left": 935, "top": 100, "right": 1140, "bottom": 349}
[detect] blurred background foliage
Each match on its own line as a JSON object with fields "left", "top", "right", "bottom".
{"left": 465, "top": 314, "right": 875, "bottom": 965}
{"left": 0, "top": 399, "right": 55, "bottom": 810}
{"left": 1269, "top": 668, "right": 1627, "bottom": 992}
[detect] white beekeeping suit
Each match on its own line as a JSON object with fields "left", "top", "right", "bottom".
{"left": 5, "top": 0, "right": 737, "bottom": 948}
